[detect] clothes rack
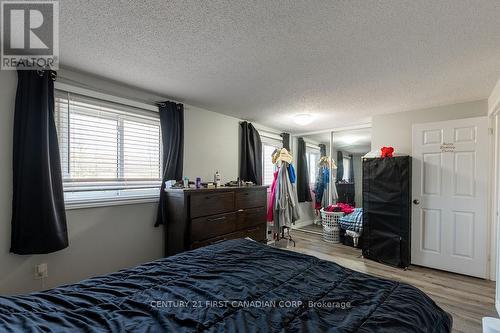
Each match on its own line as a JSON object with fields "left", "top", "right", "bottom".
{"left": 267, "top": 148, "right": 300, "bottom": 247}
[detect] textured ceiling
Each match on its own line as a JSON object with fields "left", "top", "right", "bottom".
{"left": 59, "top": 1, "right": 500, "bottom": 132}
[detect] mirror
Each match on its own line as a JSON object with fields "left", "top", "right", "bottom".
{"left": 291, "top": 127, "right": 371, "bottom": 235}
{"left": 331, "top": 128, "right": 372, "bottom": 208}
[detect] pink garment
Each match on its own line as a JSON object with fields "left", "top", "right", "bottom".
{"left": 267, "top": 169, "right": 279, "bottom": 222}
{"left": 324, "top": 203, "right": 354, "bottom": 215}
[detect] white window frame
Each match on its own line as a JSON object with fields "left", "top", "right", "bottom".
{"left": 342, "top": 154, "right": 352, "bottom": 182}
{"left": 306, "top": 145, "right": 321, "bottom": 185}
{"left": 54, "top": 82, "right": 162, "bottom": 209}
{"left": 261, "top": 132, "right": 282, "bottom": 186}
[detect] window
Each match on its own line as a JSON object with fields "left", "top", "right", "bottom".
{"left": 54, "top": 90, "right": 162, "bottom": 205}
{"left": 307, "top": 149, "right": 320, "bottom": 184}
{"left": 342, "top": 156, "right": 351, "bottom": 182}
{"left": 262, "top": 141, "right": 280, "bottom": 185}
{"left": 261, "top": 133, "right": 282, "bottom": 186}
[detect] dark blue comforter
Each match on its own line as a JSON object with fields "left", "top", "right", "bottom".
{"left": 0, "top": 239, "right": 451, "bottom": 332}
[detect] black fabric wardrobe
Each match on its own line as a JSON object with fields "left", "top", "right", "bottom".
{"left": 362, "top": 156, "right": 411, "bottom": 268}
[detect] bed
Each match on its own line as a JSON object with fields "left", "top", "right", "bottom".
{"left": 0, "top": 239, "right": 451, "bottom": 332}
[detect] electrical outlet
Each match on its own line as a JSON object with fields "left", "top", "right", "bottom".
{"left": 34, "top": 263, "right": 48, "bottom": 279}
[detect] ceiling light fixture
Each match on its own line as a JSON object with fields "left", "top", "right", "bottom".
{"left": 342, "top": 136, "right": 359, "bottom": 144}
{"left": 293, "top": 114, "right": 313, "bottom": 126}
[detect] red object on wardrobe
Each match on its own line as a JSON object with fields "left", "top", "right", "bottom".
{"left": 380, "top": 146, "right": 394, "bottom": 158}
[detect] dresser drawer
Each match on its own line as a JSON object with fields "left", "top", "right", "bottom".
{"left": 243, "top": 224, "right": 266, "bottom": 242}
{"left": 237, "top": 206, "right": 266, "bottom": 229}
{"left": 190, "top": 231, "right": 244, "bottom": 250}
{"left": 235, "top": 189, "right": 266, "bottom": 209}
{"left": 191, "top": 212, "right": 237, "bottom": 241}
{"left": 190, "top": 192, "right": 235, "bottom": 218}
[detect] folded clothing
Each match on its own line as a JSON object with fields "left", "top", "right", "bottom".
{"left": 339, "top": 208, "right": 363, "bottom": 234}
{"left": 324, "top": 203, "right": 355, "bottom": 215}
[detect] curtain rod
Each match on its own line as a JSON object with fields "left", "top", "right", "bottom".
{"left": 57, "top": 75, "right": 180, "bottom": 109}
{"left": 239, "top": 120, "right": 284, "bottom": 135}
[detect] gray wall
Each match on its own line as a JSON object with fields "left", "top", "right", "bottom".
{"left": 184, "top": 105, "right": 239, "bottom": 182}
{"left": 0, "top": 69, "right": 258, "bottom": 294}
{"left": 371, "top": 100, "right": 488, "bottom": 155}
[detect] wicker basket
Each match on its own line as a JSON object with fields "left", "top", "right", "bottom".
{"left": 320, "top": 209, "right": 344, "bottom": 243}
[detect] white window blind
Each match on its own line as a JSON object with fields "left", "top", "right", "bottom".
{"left": 263, "top": 143, "right": 279, "bottom": 185}
{"left": 342, "top": 156, "right": 351, "bottom": 182}
{"left": 261, "top": 134, "right": 282, "bottom": 186}
{"left": 307, "top": 149, "right": 320, "bottom": 184}
{"left": 54, "top": 90, "right": 162, "bottom": 204}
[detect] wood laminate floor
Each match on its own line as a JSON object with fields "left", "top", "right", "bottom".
{"left": 293, "top": 223, "right": 323, "bottom": 234}
{"left": 284, "top": 230, "right": 495, "bottom": 333}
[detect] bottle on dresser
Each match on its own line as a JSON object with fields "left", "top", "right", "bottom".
{"left": 214, "top": 170, "right": 221, "bottom": 187}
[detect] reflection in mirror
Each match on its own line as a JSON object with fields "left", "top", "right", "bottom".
{"left": 291, "top": 127, "right": 371, "bottom": 236}
{"left": 332, "top": 128, "right": 371, "bottom": 208}
{"left": 289, "top": 133, "right": 329, "bottom": 234}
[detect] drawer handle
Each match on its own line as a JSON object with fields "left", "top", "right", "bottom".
{"left": 211, "top": 238, "right": 227, "bottom": 245}
{"left": 247, "top": 227, "right": 259, "bottom": 232}
{"left": 207, "top": 216, "right": 227, "bottom": 222}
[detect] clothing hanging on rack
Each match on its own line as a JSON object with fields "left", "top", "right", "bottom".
{"left": 266, "top": 169, "right": 279, "bottom": 222}
{"left": 314, "top": 165, "right": 329, "bottom": 210}
{"left": 267, "top": 149, "right": 300, "bottom": 235}
{"left": 274, "top": 161, "right": 300, "bottom": 231}
{"left": 313, "top": 156, "right": 331, "bottom": 210}
{"left": 325, "top": 156, "right": 339, "bottom": 205}
{"left": 287, "top": 164, "right": 296, "bottom": 184}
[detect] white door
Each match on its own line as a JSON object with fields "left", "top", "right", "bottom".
{"left": 412, "top": 117, "right": 489, "bottom": 278}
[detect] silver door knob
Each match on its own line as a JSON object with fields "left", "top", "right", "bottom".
{"left": 413, "top": 199, "right": 420, "bottom": 205}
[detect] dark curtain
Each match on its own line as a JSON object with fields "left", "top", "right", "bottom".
{"left": 349, "top": 154, "right": 355, "bottom": 183}
{"left": 11, "top": 70, "right": 68, "bottom": 254}
{"left": 336, "top": 151, "right": 344, "bottom": 182}
{"left": 281, "top": 133, "right": 290, "bottom": 150}
{"left": 297, "top": 137, "right": 312, "bottom": 202}
{"left": 319, "top": 144, "right": 327, "bottom": 157}
{"left": 155, "top": 102, "right": 184, "bottom": 227}
{"left": 239, "top": 122, "right": 262, "bottom": 185}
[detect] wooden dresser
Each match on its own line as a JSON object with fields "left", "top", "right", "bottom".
{"left": 163, "top": 186, "right": 268, "bottom": 256}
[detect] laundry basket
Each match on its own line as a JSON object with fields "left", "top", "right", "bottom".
{"left": 320, "top": 209, "right": 343, "bottom": 243}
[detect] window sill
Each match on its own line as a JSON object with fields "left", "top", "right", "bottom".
{"left": 65, "top": 195, "right": 159, "bottom": 210}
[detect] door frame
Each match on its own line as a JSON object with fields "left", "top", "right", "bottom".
{"left": 489, "top": 107, "right": 500, "bottom": 315}
{"left": 490, "top": 112, "right": 498, "bottom": 283}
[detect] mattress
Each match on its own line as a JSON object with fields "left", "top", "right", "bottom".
{"left": 0, "top": 239, "right": 451, "bottom": 332}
